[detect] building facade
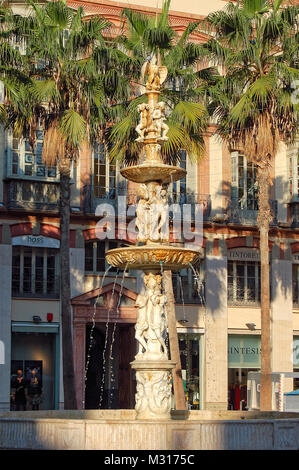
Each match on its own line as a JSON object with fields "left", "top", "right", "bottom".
{"left": 0, "top": 0, "right": 298, "bottom": 413}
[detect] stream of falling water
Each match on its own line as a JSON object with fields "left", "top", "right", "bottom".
{"left": 98, "top": 269, "right": 120, "bottom": 409}
{"left": 160, "top": 261, "right": 169, "bottom": 354}
{"left": 83, "top": 265, "right": 112, "bottom": 409}
{"left": 178, "top": 274, "right": 187, "bottom": 324}
{"left": 107, "top": 264, "right": 128, "bottom": 408}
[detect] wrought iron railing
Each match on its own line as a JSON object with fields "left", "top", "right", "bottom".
{"left": 86, "top": 185, "right": 212, "bottom": 221}
{"left": 7, "top": 179, "right": 60, "bottom": 211}
{"left": 224, "top": 198, "right": 278, "bottom": 226}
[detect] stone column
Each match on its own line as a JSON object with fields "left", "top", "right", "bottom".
{"left": 0, "top": 244, "right": 12, "bottom": 411}
{"left": 271, "top": 244, "right": 293, "bottom": 393}
{"left": 204, "top": 241, "right": 228, "bottom": 410}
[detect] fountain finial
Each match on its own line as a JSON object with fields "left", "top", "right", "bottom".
{"left": 141, "top": 54, "right": 168, "bottom": 92}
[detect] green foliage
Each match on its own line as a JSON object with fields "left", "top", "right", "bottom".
{"left": 0, "top": 0, "right": 135, "bottom": 165}
{"left": 203, "top": 0, "right": 299, "bottom": 160}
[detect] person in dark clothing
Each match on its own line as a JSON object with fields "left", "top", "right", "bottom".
{"left": 12, "top": 369, "right": 27, "bottom": 411}
{"left": 27, "top": 370, "right": 42, "bottom": 410}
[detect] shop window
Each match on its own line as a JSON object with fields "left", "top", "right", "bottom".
{"left": 228, "top": 260, "right": 260, "bottom": 305}
{"left": 231, "top": 152, "right": 258, "bottom": 210}
{"left": 293, "top": 265, "right": 299, "bottom": 306}
{"left": 7, "top": 129, "right": 59, "bottom": 181}
{"left": 85, "top": 240, "right": 119, "bottom": 273}
{"left": 178, "top": 333, "right": 200, "bottom": 410}
{"left": 12, "top": 246, "right": 59, "bottom": 298}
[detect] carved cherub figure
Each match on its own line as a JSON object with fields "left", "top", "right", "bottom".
{"left": 136, "top": 183, "right": 150, "bottom": 243}
{"left": 135, "top": 103, "right": 150, "bottom": 142}
{"left": 152, "top": 102, "right": 169, "bottom": 141}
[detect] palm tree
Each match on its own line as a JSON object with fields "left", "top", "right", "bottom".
{"left": 0, "top": 0, "right": 136, "bottom": 409}
{"left": 107, "top": 0, "right": 211, "bottom": 410}
{"left": 202, "top": 0, "right": 299, "bottom": 410}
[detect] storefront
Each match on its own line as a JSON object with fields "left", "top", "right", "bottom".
{"left": 178, "top": 330, "right": 203, "bottom": 410}
{"left": 10, "top": 322, "right": 59, "bottom": 410}
{"left": 228, "top": 334, "right": 261, "bottom": 410}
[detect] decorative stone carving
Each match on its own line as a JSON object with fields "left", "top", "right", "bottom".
{"left": 135, "top": 369, "right": 172, "bottom": 420}
{"left": 135, "top": 181, "right": 169, "bottom": 244}
{"left": 106, "top": 245, "right": 201, "bottom": 271}
{"left": 134, "top": 273, "right": 168, "bottom": 360}
{"left": 136, "top": 184, "right": 150, "bottom": 243}
{"left": 152, "top": 102, "right": 169, "bottom": 141}
{"left": 105, "top": 57, "right": 192, "bottom": 420}
{"left": 135, "top": 104, "right": 150, "bottom": 143}
{"left": 141, "top": 55, "right": 168, "bottom": 92}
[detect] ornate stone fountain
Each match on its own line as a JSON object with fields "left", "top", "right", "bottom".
{"left": 106, "top": 56, "right": 200, "bottom": 420}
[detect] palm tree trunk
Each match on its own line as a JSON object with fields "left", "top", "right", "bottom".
{"left": 257, "top": 163, "right": 272, "bottom": 411}
{"left": 163, "top": 270, "right": 186, "bottom": 410}
{"left": 60, "top": 163, "right": 77, "bottom": 410}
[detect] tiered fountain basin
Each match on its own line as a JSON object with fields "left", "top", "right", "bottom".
{"left": 106, "top": 245, "right": 201, "bottom": 271}
{"left": 120, "top": 162, "right": 186, "bottom": 184}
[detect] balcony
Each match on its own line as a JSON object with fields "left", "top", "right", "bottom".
{"left": 224, "top": 198, "right": 278, "bottom": 226}
{"left": 7, "top": 179, "right": 60, "bottom": 211}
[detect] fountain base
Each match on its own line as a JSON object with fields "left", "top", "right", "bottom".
{"left": 1, "top": 410, "right": 299, "bottom": 449}
{"left": 131, "top": 359, "right": 176, "bottom": 420}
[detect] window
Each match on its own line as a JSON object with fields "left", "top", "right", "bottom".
{"left": 228, "top": 261, "right": 260, "bottom": 305}
{"left": 12, "top": 247, "right": 59, "bottom": 297}
{"left": 231, "top": 152, "right": 258, "bottom": 210}
{"left": 7, "top": 129, "right": 58, "bottom": 181}
{"left": 288, "top": 147, "right": 299, "bottom": 200}
{"left": 93, "top": 144, "right": 117, "bottom": 199}
{"left": 172, "top": 263, "right": 205, "bottom": 305}
{"left": 85, "top": 240, "right": 119, "bottom": 273}
{"left": 293, "top": 265, "right": 299, "bottom": 306}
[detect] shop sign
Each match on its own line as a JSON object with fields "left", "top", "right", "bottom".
{"left": 292, "top": 254, "right": 299, "bottom": 264}
{"left": 294, "top": 337, "right": 299, "bottom": 368}
{"left": 12, "top": 235, "right": 60, "bottom": 249}
{"left": 228, "top": 248, "right": 260, "bottom": 262}
{"left": 228, "top": 335, "right": 261, "bottom": 368}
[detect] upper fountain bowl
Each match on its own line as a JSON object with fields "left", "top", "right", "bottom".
{"left": 120, "top": 163, "right": 186, "bottom": 184}
{"left": 106, "top": 245, "right": 201, "bottom": 271}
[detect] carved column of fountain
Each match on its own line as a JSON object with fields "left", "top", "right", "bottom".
{"left": 106, "top": 57, "right": 200, "bottom": 419}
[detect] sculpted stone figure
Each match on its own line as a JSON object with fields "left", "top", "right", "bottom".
{"left": 134, "top": 273, "right": 168, "bottom": 359}
{"left": 152, "top": 102, "right": 169, "bottom": 141}
{"left": 135, "top": 293, "right": 149, "bottom": 357}
{"left": 135, "top": 103, "right": 150, "bottom": 142}
{"left": 141, "top": 55, "right": 168, "bottom": 92}
{"left": 136, "top": 183, "right": 150, "bottom": 243}
{"left": 148, "top": 183, "right": 169, "bottom": 243}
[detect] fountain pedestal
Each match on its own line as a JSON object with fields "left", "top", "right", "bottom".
{"left": 131, "top": 360, "right": 176, "bottom": 420}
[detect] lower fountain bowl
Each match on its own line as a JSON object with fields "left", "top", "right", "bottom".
{"left": 106, "top": 245, "right": 201, "bottom": 271}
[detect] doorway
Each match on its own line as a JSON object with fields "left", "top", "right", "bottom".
{"left": 11, "top": 332, "right": 57, "bottom": 410}
{"left": 84, "top": 323, "right": 136, "bottom": 409}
